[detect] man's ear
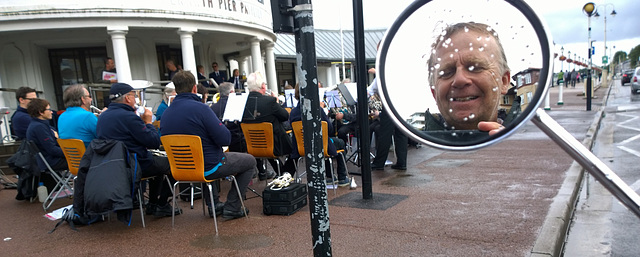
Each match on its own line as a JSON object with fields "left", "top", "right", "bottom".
{"left": 191, "top": 84, "right": 198, "bottom": 94}
{"left": 500, "top": 71, "right": 511, "bottom": 95}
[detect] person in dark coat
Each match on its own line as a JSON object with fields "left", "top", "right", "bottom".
{"left": 208, "top": 62, "right": 227, "bottom": 86}
{"left": 97, "top": 83, "right": 180, "bottom": 217}
{"left": 211, "top": 82, "right": 245, "bottom": 152}
{"left": 26, "top": 98, "right": 67, "bottom": 171}
{"left": 242, "top": 72, "right": 293, "bottom": 180}
{"left": 11, "top": 86, "right": 37, "bottom": 140}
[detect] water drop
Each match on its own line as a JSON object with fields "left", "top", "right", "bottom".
{"left": 464, "top": 26, "right": 469, "bottom": 32}
{"left": 448, "top": 109, "right": 453, "bottom": 113}
{"left": 477, "top": 36, "right": 482, "bottom": 41}
{"left": 484, "top": 43, "right": 487, "bottom": 47}
{"left": 468, "top": 66, "right": 475, "bottom": 71}
{"left": 469, "top": 47, "right": 473, "bottom": 51}
{"left": 449, "top": 98, "right": 454, "bottom": 102}
{"left": 451, "top": 126, "right": 455, "bottom": 130}
{"left": 486, "top": 26, "right": 493, "bottom": 31}
{"left": 439, "top": 71, "right": 444, "bottom": 76}
{"left": 494, "top": 32, "right": 498, "bottom": 37}
{"left": 490, "top": 54, "right": 495, "bottom": 58}
{"left": 478, "top": 47, "right": 484, "bottom": 52}
{"left": 463, "top": 117, "right": 468, "bottom": 121}
{"left": 431, "top": 86, "right": 436, "bottom": 90}
{"left": 492, "top": 87, "right": 498, "bottom": 92}
{"left": 451, "top": 132, "right": 457, "bottom": 137}
{"left": 469, "top": 43, "right": 473, "bottom": 46}
{"left": 445, "top": 38, "right": 452, "bottom": 44}
{"left": 432, "top": 49, "right": 437, "bottom": 54}
{"left": 454, "top": 49, "right": 459, "bottom": 52}
{"left": 449, "top": 53, "right": 454, "bottom": 58}
{"left": 469, "top": 114, "right": 475, "bottom": 119}
{"left": 434, "top": 64, "right": 441, "bottom": 69}
{"left": 525, "top": 45, "right": 529, "bottom": 48}
{"left": 485, "top": 36, "right": 491, "bottom": 41}
{"left": 430, "top": 67, "right": 435, "bottom": 71}
{"left": 437, "top": 57, "right": 442, "bottom": 62}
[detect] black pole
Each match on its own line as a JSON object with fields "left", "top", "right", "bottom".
{"left": 292, "top": 0, "right": 332, "bottom": 255}
{"left": 587, "top": 40, "right": 592, "bottom": 111}
{"left": 352, "top": 0, "right": 372, "bottom": 199}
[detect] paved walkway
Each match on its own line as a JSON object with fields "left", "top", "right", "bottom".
{"left": 0, "top": 81, "right": 607, "bottom": 256}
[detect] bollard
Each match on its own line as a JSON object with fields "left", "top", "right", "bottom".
{"left": 557, "top": 81, "right": 564, "bottom": 105}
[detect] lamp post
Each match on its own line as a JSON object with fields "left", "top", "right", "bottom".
{"left": 594, "top": 3, "right": 616, "bottom": 76}
{"left": 584, "top": 2, "right": 595, "bottom": 111}
{"left": 558, "top": 46, "right": 564, "bottom": 105}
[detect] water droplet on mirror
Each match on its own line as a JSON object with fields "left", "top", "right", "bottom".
{"left": 485, "top": 36, "right": 491, "bottom": 41}
{"left": 439, "top": 71, "right": 444, "bottom": 76}
{"left": 526, "top": 45, "right": 529, "bottom": 48}
{"left": 478, "top": 47, "right": 484, "bottom": 52}
{"left": 490, "top": 54, "right": 495, "bottom": 58}
{"left": 449, "top": 98, "right": 453, "bottom": 102}
{"left": 469, "top": 47, "right": 473, "bottom": 51}
{"left": 445, "top": 38, "right": 452, "bottom": 44}
{"left": 449, "top": 109, "right": 453, "bottom": 113}
{"left": 469, "top": 113, "right": 475, "bottom": 119}
{"left": 431, "top": 86, "right": 436, "bottom": 90}
{"left": 486, "top": 26, "right": 493, "bottom": 31}
{"left": 437, "top": 57, "right": 441, "bottom": 62}
{"left": 468, "top": 66, "right": 475, "bottom": 71}
{"left": 484, "top": 43, "right": 487, "bottom": 47}
{"left": 493, "top": 32, "right": 498, "bottom": 37}
{"left": 463, "top": 117, "right": 468, "bottom": 121}
{"left": 477, "top": 36, "right": 482, "bottom": 41}
{"left": 430, "top": 67, "right": 435, "bottom": 71}
{"left": 469, "top": 43, "right": 473, "bottom": 46}
{"left": 451, "top": 126, "right": 455, "bottom": 130}
{"left": 451, "top": 132, "right": 457, "bottom": 136}
{"left": 449, "top": 54, "right": 454, "bottom": 58}
{"left": 432, "top": 49, "right": 437, "bottom": 54}
{"left": 492, "top": 87, "right": 498, "bottom": 92}
{"left": 454, "top": 49, "right": 459, "bottom": 52}
{"left": 434, "top": 64, "right": 441, "bottom": 69}
{"left": 464, "top": 26, "right": 469, "bottom": 32}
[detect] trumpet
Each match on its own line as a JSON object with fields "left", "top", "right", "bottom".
{"left": 90, "top": 105, "right": 103, "bottom": 114}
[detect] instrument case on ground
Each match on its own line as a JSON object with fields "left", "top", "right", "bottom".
{"left": 262, "top": 183, "right": 307, "bottom": 216}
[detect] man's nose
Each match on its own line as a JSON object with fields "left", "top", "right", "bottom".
{"left": 451, "top": 66, "right": 472, "bottom": 88}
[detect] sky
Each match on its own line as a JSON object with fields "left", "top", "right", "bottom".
{"left": 312, "top": 0, "right": 640, "bottom": 68}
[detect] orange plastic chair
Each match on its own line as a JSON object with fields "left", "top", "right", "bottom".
{"left": 290, "top": 121, "right": 348, "bottom": 194}
{"left": 241, "top": 122, "right": 285, "bottom": 178}
{"left": 161, "top": 134, "right": 246, "bottom": 235}
{"left": 57, "top": 138, "right": 85, "bottom": 176}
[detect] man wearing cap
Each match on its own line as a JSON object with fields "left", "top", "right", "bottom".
{"left": 96, "top": 83, "right": 180, "bottom": 217}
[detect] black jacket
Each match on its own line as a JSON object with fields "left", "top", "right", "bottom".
{"left": 73, "top": 139, "right": 141, "bottom": 216}
{"left": 242, "top": 91, "right": 292, "bottom": 156}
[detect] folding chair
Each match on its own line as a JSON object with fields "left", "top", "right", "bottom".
{"left": 27, "top": 140, "right": 74, "bottom": 212}
{"left": 161, "top": 134, "right": 247, "bottom": 235}
{"left": 290, "top": 121, "right": 348, "bottom": 195}
{"left": 241, "top": 122, "right": 286, "bottom": 180}
{"left": 57, "top": 138, "right": 85, "bottom": 177}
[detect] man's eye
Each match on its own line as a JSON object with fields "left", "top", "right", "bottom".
{"left": 438, "top": 69, "right": 454, "bottom": 79}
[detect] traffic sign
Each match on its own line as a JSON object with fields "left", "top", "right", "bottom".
{"left": 602, "top": 56, "right": 608, "bottom": 64}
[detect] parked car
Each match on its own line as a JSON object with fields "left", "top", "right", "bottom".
{"left": 631, "top": 67, "right": 640, "bottom": 94}
{"left": 622, "top": 69, "right": 634, "bottom": 85}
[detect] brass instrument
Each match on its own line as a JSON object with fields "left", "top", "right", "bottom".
{"left": 325, "top": 88, "right": 355, "bottom": 125}
{"left": 368, "top": 94, "right": 383, "bottom": 120}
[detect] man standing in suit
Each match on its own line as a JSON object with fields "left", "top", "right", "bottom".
{"left": 228, "top": 69, "right": 244, "bottom": 91}
{"left": 208, "top": 62, "right": 226, "bottom": 87}
{"left": 242, "top": 72, "right": 292, "bottom": 180}
{"left": 197, "top": 65, "right": 211, "bottom": 88}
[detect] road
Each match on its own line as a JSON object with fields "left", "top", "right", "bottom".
{"left": 563, "top": 79, "right": 640, "bottom": 256}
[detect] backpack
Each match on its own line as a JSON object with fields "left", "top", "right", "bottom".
{"left": 6, "top": 140, "right": 41, "bottom": 200}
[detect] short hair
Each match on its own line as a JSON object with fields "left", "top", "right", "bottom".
{"left": 63, "top": 84, "right": 87, "bottom": 108}
{"left": 104, "top": 57, "right": 113, "bottom": 65}
{"left": 111, "top": 95, "right": 127, "bottom": 103}
{"left": 197, "top": 83, "right": 207, "bottom": 96}
{"left": 171, "top": 70, "right": 196, "bottom": 94}
{"left": 27, "top": 98, "right": 49, "bottom": 118}
{"left": 218, "top": 82, "right": 234, "bottom": 97}
{"left": 211, "top": 62, "right": 218, "bottom": 67}
{"left": 246, "top": 72, "right": 265, "bottom": 92}
{"left": 197, "top": 64, "right": 204, "bottom": 70}
{"left": 163, "top": 86, "right": 176, "bottom": 102}
{"left": 428, "top": 22, "right": 509, "bottom": 85}
{"left": 16, "top": 87, "right": 36, "bottom": 101}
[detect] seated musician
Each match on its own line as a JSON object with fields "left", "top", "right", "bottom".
{"left": 289, "top": 83, "right": 350, "bottom": 186}
{"left": 97, "top": 83, "right": 180, "bottom": 217}
{"left": 58, "top": 84, "right": 98, "bottom": 147}
{"left": 242, "top": 72, "right": 294, "bottom": 181}
{"left": 162, "top": 70, "right": 255, "bottom": 219}
{"left": 26, "top": 98, "right": 68, "bottom": 171}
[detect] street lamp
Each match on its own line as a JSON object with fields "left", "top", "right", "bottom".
{"left": 594, "top": 3, "right": 616, "bottom": 70}
{"left": 583, "top": 2, "right": 595, "bottom": 111}
{"left": 558, "top": 46, "right": 564, "bottom": 105}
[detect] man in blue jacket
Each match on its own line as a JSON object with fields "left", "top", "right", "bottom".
{"left": 96, "top": 83, "right": 180, "bottom": 217}
{"left": 11, "top": 86, "right": 37, "bottom": 140}
{"left": 162, "top": 70, "right": 255, "bottom": 220}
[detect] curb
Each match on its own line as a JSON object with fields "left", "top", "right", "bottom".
{"left": 529, "top": 82, "right": 613, "bottom": 257}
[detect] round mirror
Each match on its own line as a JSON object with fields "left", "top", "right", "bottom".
{"left": 377, "top": 0, "right": 552, "bottom": 150}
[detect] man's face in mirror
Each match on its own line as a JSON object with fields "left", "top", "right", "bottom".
{"left": 430, "top": 23, "right": 510, "bottom": 130}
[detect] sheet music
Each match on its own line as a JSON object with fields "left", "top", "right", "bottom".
{"left": 324, "top": 91, "right": 342, "bottom": 108}
{"left": 222, "top": 92, "right": 249, "bottom": 122}
{"left": 284, "top": 89, "right": 297, "bottom": 108}
{"left": 102, "top": 71, "right": 116, "bottom": 81}
{"left": 344, "top": 83, "right": 359, "bottom": 102}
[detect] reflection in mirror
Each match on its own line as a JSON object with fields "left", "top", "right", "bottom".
{"left": 378, "top": 0, "right": 551, "bottom": 149}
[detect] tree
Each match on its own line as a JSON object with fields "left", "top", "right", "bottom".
{"left": 629, "top": 44, "right": 640, "bottom": 68}
{"left": 612, "top": 51, "right": 627, "bottom": 65}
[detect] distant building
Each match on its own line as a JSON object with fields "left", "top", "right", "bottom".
{"left": 511, "top": 68, "right": 540, "bottom": 111}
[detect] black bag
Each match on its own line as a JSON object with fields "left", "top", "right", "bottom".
{"left": 6, "top": 140, "right": 41, "bottom": 200}
{"left": 263, "top": 183, "right": 307, "bottom": 216}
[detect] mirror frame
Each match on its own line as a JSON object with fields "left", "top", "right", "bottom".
{"left": 376, "top": 0, "right": 553, "bottom": 150}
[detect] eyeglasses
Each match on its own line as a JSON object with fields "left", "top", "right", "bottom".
{"left": 24, "top": 98, "right": 36, "bottom": 101}
{"left": 45, "top": 109, "right": 52, "bottom": 112}
{"left": 83, "top": 95, "right": 92, "bottom": 98}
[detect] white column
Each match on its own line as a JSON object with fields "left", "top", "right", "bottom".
{"left": 265, "top": 42, "right": 278, "bottom": 93}
{"left": 241, "top": 57, "right": 250, "bottom": 78}
{"left": 250, "top": 37, "right": 265, "bottom": 76}
{"left": 178, "top": 27, "right": 198, "bottom": 79}
{"left": 107, "top": 26, "right": 132, "bottom": 82}
{"left": 229, "top": 59, "right": 239, "bottom": 74}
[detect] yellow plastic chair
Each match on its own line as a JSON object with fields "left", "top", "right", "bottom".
{"left": 241, "top": 122, "right": 285, "bottom": 179}
{"left": 290, "top": 121, "right": 348, "bottom": 195}
{"left": 161, "top": 134, "right": 246, "bottom": 235}
{"left": 57, "top": 138, "right": 85, "bottom": 176}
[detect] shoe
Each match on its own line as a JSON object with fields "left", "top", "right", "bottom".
{"left": 258, "top": 170, "right": 276, "bottom": 181}
{"left": 154, "top": 203, "right": 183, "bottom": 217}
{"left": 337, "top": 178, "right": 351, "bottom": 187}
{"left": 325, "top": 178, "right": 337, "bottom": 184}
{"left": 371, "top": 164, "right": 385, "bottom": 170}
{"left": 391, "top": 164, "right": 407, "bottom": 170}
{"left": 222, "top": 207, "right": 250, "bottom": 220}
{"left": 145, "top": 203, "right": 157, "bottom": 215}
{"left": 208, "top": 202, "right": 226, "bottom": 217}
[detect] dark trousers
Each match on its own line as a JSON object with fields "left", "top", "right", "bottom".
{"left": 142, "top": 155, "right": 175, "bottom": 206}
{"left": 372, "top": 111, "right": 407, "bottom": 167}
{"left": 205, "top": 152, "right": 256, "bottom": 211}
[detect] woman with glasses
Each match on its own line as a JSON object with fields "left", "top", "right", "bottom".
{"left": 26, "top": 98, "right": 68, "bottom": 171}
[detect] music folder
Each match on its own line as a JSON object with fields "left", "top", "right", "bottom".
{"left": 222, "top": 92, "right": 249, "bottom": 122}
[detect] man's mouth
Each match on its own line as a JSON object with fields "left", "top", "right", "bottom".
{"left": 452, "top": 96, "right": 479, "bottom": 102}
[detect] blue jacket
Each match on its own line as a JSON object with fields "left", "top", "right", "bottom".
{"left": 155, "top": 101, "right": 168, "bottom": 121}
{"left": 161, "top": 93, "right": 230, "bottom": 172}
{"left": 26, "top": 118, "right": 65, "bottom": 169}
{"left": 96, "top": 103, "right": 160, "bottom": 169}
{"left": 11, "top": 106, "right": 31, "bottom": 140}
{"left": 58, "top": 107, "right": 97, "bottom": 146}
